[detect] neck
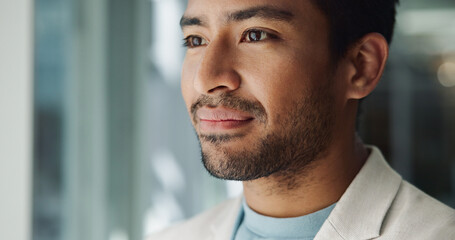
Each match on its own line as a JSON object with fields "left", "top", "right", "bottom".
{"left": 242, "top": 134, "right": 369, "bottom": 218}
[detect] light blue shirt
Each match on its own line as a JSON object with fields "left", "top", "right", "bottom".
{"left": 232, "top": 199, "right": 336, "bottom": 240}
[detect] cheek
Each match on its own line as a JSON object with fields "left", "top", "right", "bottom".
{"left": 237, "top": 45, "right": 330, "bottom": 128}
{"left": 239, "top": 54, "right": 308, "bottom": 126}
{"left": 181, "top": 57, "right": 197, "bottom": 110}
{"left": 241, "top": 45, "right": 312, "bottom": 89}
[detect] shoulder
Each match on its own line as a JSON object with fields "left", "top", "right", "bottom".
{"left": 145, "top": 197, "right": 242, "bottom": 240}
{"left": 381, "top": 180, "right": 455, "bottom": 239}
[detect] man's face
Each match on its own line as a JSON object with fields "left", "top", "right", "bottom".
{"left": 181, "top": 0, "right": 339, "bottom": 181}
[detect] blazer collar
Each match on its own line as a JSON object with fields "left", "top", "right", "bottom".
{"left": 210, "top": 196, "right": 243, "bottom": 240}
{"left": 316, "top": 146, "right": 402, "bottom": 240}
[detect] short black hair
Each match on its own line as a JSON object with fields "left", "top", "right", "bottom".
{"left": 311, "top": 0, "right": 400, "bottom": 60}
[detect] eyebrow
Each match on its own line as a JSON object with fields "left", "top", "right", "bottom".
{"left": 228, "top": 6, "right": 294, "bottom": 22}
{"left": 180, "top": 5, "right": 294, "bottom": 29}
{"left": 180, "top": 16, "right": 206, "bottom": 29}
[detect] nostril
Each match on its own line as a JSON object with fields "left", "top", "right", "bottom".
{"left": 208, "top": 85, "right": 230, "bottom": 94}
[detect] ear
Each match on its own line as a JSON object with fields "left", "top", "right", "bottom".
{"left": 345, "top": 33, "right": 389, "bottom": 100}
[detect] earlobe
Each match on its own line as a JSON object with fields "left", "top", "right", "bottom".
{"left": 346, "top": 33, "right": 389, "bottom": 100}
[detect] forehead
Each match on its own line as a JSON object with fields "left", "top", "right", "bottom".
{"left": 184, "top": 0, "right": 318, "bottom": 25}
{"left": 186, "top": 0, "right": 293, "bottom": 11}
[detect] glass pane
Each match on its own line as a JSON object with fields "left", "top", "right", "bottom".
{"left": 33, "top": 0, "right": 152, "bottom": 239}
{"left": 33, "top": 0, "right": 70, "bottom": 238}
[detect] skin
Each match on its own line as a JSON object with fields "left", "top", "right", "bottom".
{"left": 181, "top": 0, "right": 389, "bottom": 218}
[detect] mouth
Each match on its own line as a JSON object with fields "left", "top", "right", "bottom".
{"left": 196, "top": 107, "right": 255, "bottom": 132}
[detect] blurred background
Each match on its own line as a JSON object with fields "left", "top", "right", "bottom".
{"left": 1, "top": 0, "right": 454, "bottom": 239}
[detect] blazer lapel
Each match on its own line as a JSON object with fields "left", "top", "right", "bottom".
{"left": 314, "top": 220, "right": 348, "bottom": 240}
{"left": 210, "top": 196, "right": 243, "bottom": 240}
{"left": 315, "top": 146, "right": 402, "bottom": 240}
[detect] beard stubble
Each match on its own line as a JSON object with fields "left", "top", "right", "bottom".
{"left": 193, "top": 86, "right": 334, "bottom": 189}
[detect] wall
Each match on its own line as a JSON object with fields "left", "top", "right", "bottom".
{"left": 0, "top": 0, "right": 33, "bottom": 240}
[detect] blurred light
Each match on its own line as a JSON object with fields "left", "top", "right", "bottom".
{"left": 144, "top": 191, "right": 184, "bottom": 235}
{"left": 437, "top": 62, "right": 455, "bottom": 88}
{"left": 397, "top": 9, "right": 455, "bottom": 55}
{"left": 398, "top": 10, "right": 455, "bottom": 36}
{"left": 151, "top": 149, "right": 185, "bottom": 192}
{"left": 109, "top": 229, "right": 129, "bottom": 240}
{"left": 225, "top": 181, "right": 243, "bottom": 198}
{"left": 151, "top": 0, "right": 184, "bottom": 85}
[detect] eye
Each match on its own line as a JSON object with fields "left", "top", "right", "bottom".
{"left": 242, "top": 29, "right": 276, "bottom": 42}
{"left": 183, "top": 35, "right": 208, "bottom": 48}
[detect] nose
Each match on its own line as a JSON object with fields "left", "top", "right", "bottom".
{"left": 193, "top": 38, "right": 241, "bottom": 95}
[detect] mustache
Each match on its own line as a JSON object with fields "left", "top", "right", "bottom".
{"left": 191, "top": 93, "right": 267, "bottom": 123}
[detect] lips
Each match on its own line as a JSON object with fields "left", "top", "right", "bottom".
{"left": 196, "top": 107, "right": 254, "bottom": 132}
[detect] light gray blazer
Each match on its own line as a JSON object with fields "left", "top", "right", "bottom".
{"left": 148, "top": 147, "right": 455, "bottom": 239}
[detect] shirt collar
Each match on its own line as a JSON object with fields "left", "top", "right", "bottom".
{"left": 241, "top": 199, "right": 335, "bottom": 238}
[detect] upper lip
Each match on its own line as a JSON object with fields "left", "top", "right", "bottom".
{"left": 196, "top": 107, "right": 254, "bottom": 121}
